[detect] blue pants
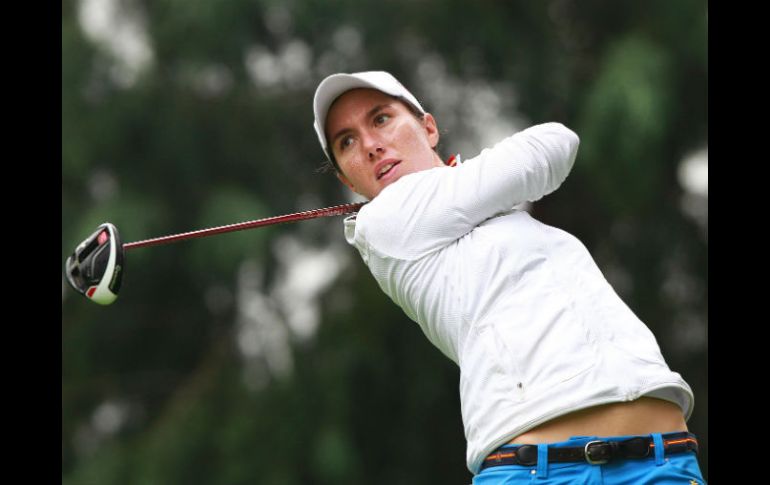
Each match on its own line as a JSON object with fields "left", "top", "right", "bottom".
{"left": 473, "top": 433, "right": 706, "bottom": 484}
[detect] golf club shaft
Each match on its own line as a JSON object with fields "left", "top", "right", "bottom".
{"left": 123, "top": 202, "right": 365, "bottom": 250}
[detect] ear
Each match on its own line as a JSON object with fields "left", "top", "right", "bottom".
{"left": 423, "top": 113, "right": 440, "bottom": 149}
{"left": 336, "top": 171, "right": 357, "bottom": 193}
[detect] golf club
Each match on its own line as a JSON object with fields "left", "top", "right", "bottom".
{"left": 64, "top": 202, "right": 366, "bottom": 305}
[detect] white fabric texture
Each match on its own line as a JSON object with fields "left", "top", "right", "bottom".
{"left": 342, "top": 122, "right": 694, "bottom": 475}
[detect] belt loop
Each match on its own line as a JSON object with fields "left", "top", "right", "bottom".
{"left": 536, "top": 444, "right": 549, "bottom": 478}
{"left": 652, "top": 433, "right": 665, "bottom": 466}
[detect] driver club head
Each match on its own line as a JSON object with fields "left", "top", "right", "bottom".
{"left": 65, "top": 223, "right": 124, "bottom": 305}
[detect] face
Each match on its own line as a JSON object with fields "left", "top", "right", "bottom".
{"left": 325, "top": 88, "right": 443, "bottom": 199}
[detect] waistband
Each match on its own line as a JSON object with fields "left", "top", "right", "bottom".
{"left": 480, "top": 431, "right": 698, "bottom": 470}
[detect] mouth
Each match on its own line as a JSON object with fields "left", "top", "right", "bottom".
{"left": 376, "top": 160, "right": 401, "bottom": 180}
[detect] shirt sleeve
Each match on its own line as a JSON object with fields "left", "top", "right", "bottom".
{"left": 354, "top": 122, "right": 580, "bottom": 260}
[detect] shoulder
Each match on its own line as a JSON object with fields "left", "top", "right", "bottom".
{"left": 362, "top": 167, "right": 447, "bottom": 218}
{"left": 353, "top": 167, "right": 449, "bottom": 259}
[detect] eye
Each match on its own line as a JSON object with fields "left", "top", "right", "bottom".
{"left": 339, "top": 135, "right": 354, "bottom": 151}
{"left": 374, "top": 113, "right": 390, "bottom": 125}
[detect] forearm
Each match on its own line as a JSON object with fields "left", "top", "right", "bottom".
{"left": 355, "top": 123, "right": 580, "bottom": 260}
{"left": 457, "top": 122, "right": 579, "bottom": 211}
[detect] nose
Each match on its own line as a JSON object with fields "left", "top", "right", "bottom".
{"left": 368, "top": 146, "right": 385, "bottom": 160}
{"left": 361, "top": 131, "right": 385, "bottom": 161}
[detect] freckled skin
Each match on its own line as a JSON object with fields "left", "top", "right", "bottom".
{"left": 325, "top": 88, "right": 444, "bottom": 200}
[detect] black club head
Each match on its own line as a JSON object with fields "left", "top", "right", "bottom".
{"left": 65, "top": 223, "right": 124, "bottom": 305}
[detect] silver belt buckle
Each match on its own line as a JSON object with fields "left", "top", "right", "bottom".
{"left": 584, "top": 440, "right": 610, "bottom": 465}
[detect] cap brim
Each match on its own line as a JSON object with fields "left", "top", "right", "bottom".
{"left": 314, "top": 74, "right": 384, "bottom": 142}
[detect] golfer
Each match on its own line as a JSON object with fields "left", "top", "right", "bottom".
{"left": 312, "top": 71, "right": 705, "bottom": 483}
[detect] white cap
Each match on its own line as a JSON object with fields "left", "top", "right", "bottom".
{"left": 313, "top": 71, "right": 425, "bottom": 161}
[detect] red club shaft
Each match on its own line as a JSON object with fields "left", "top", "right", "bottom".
{"left": 123, "top": 202, "right": 365, "bottom": 250}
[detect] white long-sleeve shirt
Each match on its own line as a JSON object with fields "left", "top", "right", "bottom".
{"left": 342, "top": 122, "right": 694, "bottom": 475}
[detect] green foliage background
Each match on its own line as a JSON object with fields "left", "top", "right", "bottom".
{"left": 62, "top": 0, "right": 708, "bottom": 483}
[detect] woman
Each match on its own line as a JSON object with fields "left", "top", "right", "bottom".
{"left": 312, "top": 70, "right": 705, "bottom": 483}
